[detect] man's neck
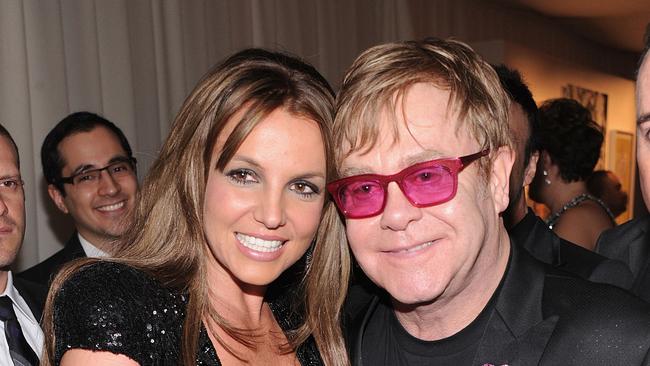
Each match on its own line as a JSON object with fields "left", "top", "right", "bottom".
{"left": 504, "top": 192, "right": 528, "bottom": 230}
{"left": 391, "top": 226, "right": 511, "bottom": 341}
{"left": 77, "top": 232, "right": 113, "bottom": 257}
{"left": 0, "top": 270, "right": 8, "bottom": 293}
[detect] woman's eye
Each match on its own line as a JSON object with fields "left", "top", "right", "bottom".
{"left": 291, "top": 181, "right": 320, "bottom": 198}
{"left": 226, "top": 169, "right": 258, "bottom": 184}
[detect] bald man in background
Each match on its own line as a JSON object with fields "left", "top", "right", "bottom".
{"left": 0, "top": 124, "right": 45, "bottom": 365}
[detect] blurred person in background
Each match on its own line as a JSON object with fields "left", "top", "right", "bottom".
{"left": 20, "top": 112, "right": 138, "bottom": 287}
{"left": 529, "top": 98, "right": 615, "bottom": 251}
{"left": 587, "top": 169, "right": 628, "bottom": 219}
{"left": 496, "top": 65, "right": 632, "bottom": 288}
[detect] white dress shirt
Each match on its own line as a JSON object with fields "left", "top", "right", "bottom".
{"left": 0, "top": 271, "right": 44, "bottom": 365}
{"left": 78, "top": 233, "right": 109, "bottom": 258}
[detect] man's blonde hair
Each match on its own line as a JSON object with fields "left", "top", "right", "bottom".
{"left": 334, "top": 37, "right": 512, "bottom": 177}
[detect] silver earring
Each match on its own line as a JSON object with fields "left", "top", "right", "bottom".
{"left": 543, "top": 170, "right": 551, "bottom": 185}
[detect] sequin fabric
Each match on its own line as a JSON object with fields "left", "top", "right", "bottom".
{"left": 53, "top": 261, "right": 323, "bottom": 365}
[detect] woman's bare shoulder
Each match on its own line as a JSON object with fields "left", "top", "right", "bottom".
{"left": 553, "top": 203, "right": 613, "bottom": 250}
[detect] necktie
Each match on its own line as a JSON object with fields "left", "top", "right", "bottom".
{"left": 0, "top": 296, "right": 39, "bottom": 366}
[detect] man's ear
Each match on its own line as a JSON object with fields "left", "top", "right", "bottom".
{"left": 489, "top": 146, "right": 515, "bottom": 213}
{"left": 523, "top": 151, "right": 539, "bottom": 187}
{"left": 47, "top": 184, "right": 69, "bottom": 214}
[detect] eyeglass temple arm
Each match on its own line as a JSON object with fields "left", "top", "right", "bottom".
{"left": 459, "top": 149, "right": 490, "bottom": 168}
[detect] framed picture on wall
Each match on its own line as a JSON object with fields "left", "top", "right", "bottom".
{"left": 609, "top": 130, "right": 635, "bottom": 223}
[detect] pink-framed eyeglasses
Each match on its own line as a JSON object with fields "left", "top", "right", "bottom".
{"left": 327, "top": 150, "right": 489, "bottom": 219}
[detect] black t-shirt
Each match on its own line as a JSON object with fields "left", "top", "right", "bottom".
{"left": 362, "top": 285, "right": 503, "bottom": 366}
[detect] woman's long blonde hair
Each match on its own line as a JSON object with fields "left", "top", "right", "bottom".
{"left": 42, "top": 48, "right": 350, "bottom": 366}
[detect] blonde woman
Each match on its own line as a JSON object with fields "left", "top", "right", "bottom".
{"left": 42, "top": 49, "right": 350, "bottom": 366}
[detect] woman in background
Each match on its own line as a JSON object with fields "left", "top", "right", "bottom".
{"left": 530, "top": 98, "right": 615, "bottom": 251}
{"left": 42, "top": 48, "right": 350, "bottom": 365}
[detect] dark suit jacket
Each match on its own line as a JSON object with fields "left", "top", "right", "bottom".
{"left": 596, "top": 216, "right": 650, "bottom": 301}
{"left": 345, "top": 242, "right": 650, "bottom": 365}
{"left": 511, "top": 209, "right": 633, "bottom": 288}
{"left": 13, "top": 276, "right": 47, "bottom": 321}
{"left": 18, "top": 234, "right": 86, "bottom": 287}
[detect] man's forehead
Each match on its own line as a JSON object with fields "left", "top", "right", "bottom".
{"left": 58, "top": 127, "right": 127, "bottom": 171}
{"left": 338, "top": 83, "right": 481, "bottom": 172}
{"left": 0, "top": 135, "right": 19, "bottom": 174}
{"left": 382, "top": 91, "right": 463, "bottom": 138}
{"left": 340, "top": 148, "right": 446, "bottom": 176}
{"left": 340, "top": 126, "right": 475, "bottom": 172}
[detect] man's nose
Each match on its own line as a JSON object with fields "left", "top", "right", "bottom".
{"left": 379, "top": 182, "right": 422, "bottom": 231}
{"left": 0, "top": 195, "right": 9, "bottom": 216}
{"left": 97, "top": 170, "right": 121, "bottom": 196}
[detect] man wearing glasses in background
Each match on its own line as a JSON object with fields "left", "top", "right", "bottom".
{"left": 20, "top": 112, "right": 138, "bottom": 286}
{"left": 333, "top": 38, "right": 650, "bottom": 365}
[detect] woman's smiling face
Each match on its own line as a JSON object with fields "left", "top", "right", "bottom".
{"left": 203, "top": 107, "right": 327, "bottom": 288}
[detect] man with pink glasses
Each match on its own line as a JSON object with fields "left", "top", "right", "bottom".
{"left": 334, "top": 38, "right": 650, "bottom": 365}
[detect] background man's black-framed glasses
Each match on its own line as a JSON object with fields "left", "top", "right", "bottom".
{"left": 58, "top": 157, "right": 137, "bottom": 186}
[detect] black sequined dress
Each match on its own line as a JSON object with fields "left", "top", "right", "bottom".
{"left": 52, "top": 261, "right": 322, "bottom": 365}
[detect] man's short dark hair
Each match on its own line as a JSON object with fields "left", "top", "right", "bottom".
{"left": 42, "top": 111, "right": 133, "bottom": 192}
{"left": 492, "top": 64, "right": 539, "bottom": 166}
{"left": 0, "top": 124, "right": 20, "bottom": 168}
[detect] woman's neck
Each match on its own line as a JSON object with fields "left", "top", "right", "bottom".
{"left": 546, "top": 180, "right": 589, "bottom": 214}
{"left": 204, "top": 259, "right": 270, "bottom": 328}
{"left": 203, "top": 260, "right": 296, "bottom": 365}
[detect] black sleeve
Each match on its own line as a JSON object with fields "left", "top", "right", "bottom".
{"left": 52, "top": 261, "right": 184, "bottom": 365}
